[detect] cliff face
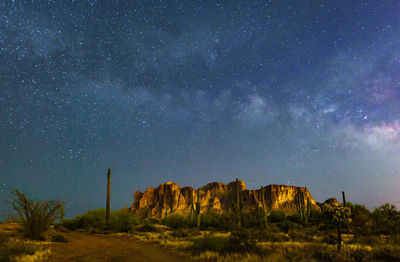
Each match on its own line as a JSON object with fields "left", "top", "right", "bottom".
{"left": 132, "top": 181, "right": 320, "bottom": 218}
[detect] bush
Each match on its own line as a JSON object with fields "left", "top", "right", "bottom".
{"left": 171, "top": 228, "right": 189, "bottom": 238}
{"left": 199, "top": 211, "right": 227, "bottom": 229}
{"left": 192, "top": 235, "right": 225, "bottom": 253}
{"left": 9, "top": 190, "right": 64, "bottom": 240}
{"left": 163, "top": 214, "right": 189, "bottom": 229}
{"left": 276, "top": 221, "right": 296, "bottom": 233}
{"left": 51, "top": 234, "right": 68, "bottom": 243}
{"left": 0, "top": 237, "right": 36, "bottom": 262}
{"left": 269, "top": 210, "right": 286, "bottom": 223}
{"left": 224, "top": 229, "right": 258, "bottom": 253}
{"left": 72, "top": 209, "right": 107, "bottom": 230}
{"left": 136, "top": 223, "right": 156, "bottom": 232}
{"left": 109, "top": 210, "right": 140, "bottom": 232}
{"left": 62, "top": 209, "right": 140, "bottom": 232}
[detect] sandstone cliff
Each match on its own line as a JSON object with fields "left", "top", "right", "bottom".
{"left": 131, "top": 180, "right": 321, "bottom": 218}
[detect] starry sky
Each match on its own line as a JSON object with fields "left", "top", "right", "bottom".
{"left": 1, "top": 1, "right": 400, "bottom": 218}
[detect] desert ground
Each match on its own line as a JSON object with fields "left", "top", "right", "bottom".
{"left": 0, "top": 223, "right": 196, "bottom": 262}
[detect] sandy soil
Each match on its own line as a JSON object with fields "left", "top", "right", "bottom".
{"left": 43, "top": 231, "right": 197, "bottom": 262}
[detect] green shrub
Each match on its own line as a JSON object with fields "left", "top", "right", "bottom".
{"left": 192, "top": 235, "right": 225, "bottom": 253}
{"left": 171, "top": 228, "right": 189, "bottom": 238}
{"left": 0, "top": 238, "right": 36, "bottom": 262}
{"left": 109, "top": 210, "right": 140, "bottom": 232}
{"left": 73, "top": 209, "right": 107, "bottom": 230}
{"left": 199, "top": 211, "right": 227, "bottom": 229}
{"left": 136, "top": 223, "right": 156, "bottom": 232}
{"left": 269, "top": 210, "right": 286, "bottom": 223}
{"left": 51, "top": 234, "right": 68, "bottom": 242}
{"left": 276, "top": 221, "right": 296, "bottom": 233}
{"left": 9, "top": 190, "right": 64, "bottom": 240}
{"left": 163, "top": 214, "right": 189, "bottom": 229}
{"left": 224, "top": 229, "right": 258, "bottom": 253}
{"left": 63, "top": 209, "right": 140, "bottom": 232}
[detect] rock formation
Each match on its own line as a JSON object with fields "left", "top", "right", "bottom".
{"left": 131, "top": 180, "right": 322, "bottom": 218}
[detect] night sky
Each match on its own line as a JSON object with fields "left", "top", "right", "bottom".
{"left": 1, "top": 1, "right": 400, "bottom": 218}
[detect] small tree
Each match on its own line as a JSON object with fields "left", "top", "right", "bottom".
{"left": 323, "top": 204, "right": 351, "bottom": 250}
{"left": 9, "top": 190, "right": 64, "bottom": 240}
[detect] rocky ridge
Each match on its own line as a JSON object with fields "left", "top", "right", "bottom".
{"left": 131, "top": 180, "right": 324, "bottom": 218}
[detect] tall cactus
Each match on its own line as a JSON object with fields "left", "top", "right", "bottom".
{"left": 189, "top": 202, "right": 195, "bottom": 224}
{"left": 297, "top": 191, "right": 311, "bottom": 225}
{"left": 194, "top": 189, "right": 201, "bottom": 228}
{"left": 261, "top": 186, "right": 268, "bottom": 227}
{"left": 342, "top": 191, "right": 347, "bottom": 207}
{"left": 106, "top": 168, "right": 111, "bottom": 225}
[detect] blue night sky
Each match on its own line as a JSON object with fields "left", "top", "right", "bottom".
{"left": 1, "top": 1, "right": 400, "bottom": 217}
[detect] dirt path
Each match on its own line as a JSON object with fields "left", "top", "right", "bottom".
{"left": 43, "top": 231, "right": 197, "bottom": 262}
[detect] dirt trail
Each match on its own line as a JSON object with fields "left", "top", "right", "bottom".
{"left": 44, "top": 231, "right": 196, "bottom": 262}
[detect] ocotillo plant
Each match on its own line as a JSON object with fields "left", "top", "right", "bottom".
{"left": 195, "top": 189, "right": 201, "bottom": 228}
{"left": 260, "top": 186, "right": 268, "bottom": 227}
{"left": 106, "top": 168, "right": 111, "bottom": 225}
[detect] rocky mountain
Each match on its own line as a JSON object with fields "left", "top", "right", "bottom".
{"left": 131, "top": 180, "right": 323, "bottom": 218}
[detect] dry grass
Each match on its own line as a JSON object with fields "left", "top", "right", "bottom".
{"left": 15, "top": 248, "right": 52, "bottom": 262}
{"left": 198, "top": 251, "right": 286, "bottom": 262}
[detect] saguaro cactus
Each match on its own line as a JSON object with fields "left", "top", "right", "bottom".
{"left": 234, "top": 178, "right": 244, "bottom": 228}
{"left": 195, "top": 189, "right": 201, "bottom": 228}
{"left": 261, "top": 186, "right": 268, "bottom": 227}
{"left": 106, "top": 168, "right": 111, "bottom": 225}
{"left": 342, "top": 191, "right": 347, "bottom": 206}
{"left": 297, "top": 191, "right": 311, "bottom": 225}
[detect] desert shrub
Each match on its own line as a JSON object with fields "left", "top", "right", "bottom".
{"left": 224, "top": 229, "right": 258, "bottom": 253}
{"left": 269, "top": 210, "right": 286, "bottom": 223}
{"left": 136, "top": 223, "right": 156, "bottom": 232}
{"left": 54, "top": 224, "right": 68, "bottom": 232}
{"left": 64, "top": 209, "right": 141, "bottom": 232}
{"left": 200, "top": 211, "right": 227, "bottom": 229}
{"left": 163, "top": 214, "right": 189, "bottom": 229}
{"left": 276, "top": 221, "right": 295, "bottom": 233}
{"left": 192, "top": 234, "right": 225, "bottom": 253}
{"left": 109, "top": 210, "right": 140, "bottom": 232}
{"left": 288, "top": 230, "right": 315, "bottom": 242}
{"left": 51, "top": 234, "right": 68, "bottom": 242}
{"left": 0, "top": 238, "right": 36, "bottom": 262}
{"left": 9, "top": 190, "right": 64, "bottom": 240}
{"left": 253, "top": 230, "right": 288, "bottom": 242}
{"left": 371, "top": 203, "right": 400, "bottom": 235}
{"left": 171, "top": 228, "right": 189, "bottom": 238}
{"left": 372, "top": 245, "right": 400, "bottom": 261}
{"left": 241, "top": 208, "right": 268, "bottom": 229}
{"left": 62, "top": 219, "right": 77, "bottom": 231}
{"left": 73, "top": 209, "right": 107, "bottom": 230}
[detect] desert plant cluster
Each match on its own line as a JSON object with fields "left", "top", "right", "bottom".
{"left": 4, "top": 178, "right": 400, "bottom": 261}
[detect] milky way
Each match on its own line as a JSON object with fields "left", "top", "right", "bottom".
{"left": 1, "top": 1, "right": 400, "bottom": 217}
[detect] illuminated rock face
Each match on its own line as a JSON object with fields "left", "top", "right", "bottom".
{"left": 131, "top": 180, "right": 320, "bottom": 218}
